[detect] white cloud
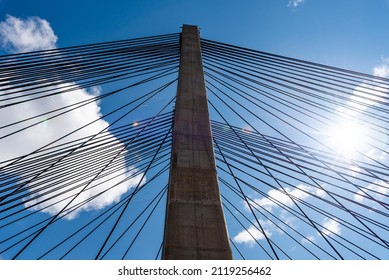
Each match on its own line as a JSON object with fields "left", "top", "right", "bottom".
{"left": 280, "top": 209, "right": 297, "bottom": 229}
{"left": 301, "top": 235, "right": 315, "bottom": 245}
{"left": 233, "top": 222, "right": 273, "bottom": 247}
{"left": 0, "top": 16, "right": 143, "bottom": 219}
{"left": 251, "top": 184, "right": 313, "bottom": 212}
{"left": 373, "top": 64, "right": 389, "bottom": 78}
{"left": 0, "top": 15, "right": 57, "bottom": 52}
{"left": 347, "top": 82, "right": 388, "bottom": 113}
{"left": 288, "top": 0, "right": 305, "bottom": 7}
{"left": 366, "top": 147, "right": 389, "bottom": 162}
{"left": 1, "top": 84, "right": 144, "bottom": 221}
{"left": 353, "top": 179, "right": 389, "bottom": 203}
{"left": 321, "top": 218, "right": 341, "bottom": 237}
{"left": 338, "top": 58, "right": 389, "bottom": 116}
{"left": 23, "top": 154, "right": 145, "bottom": 220}
{"left": 349, "top": 165, "right": 361, "bottom": 177}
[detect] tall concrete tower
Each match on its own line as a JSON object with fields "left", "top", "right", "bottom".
{"left": 162, "top": 25, "right": 232, "bottom": 260}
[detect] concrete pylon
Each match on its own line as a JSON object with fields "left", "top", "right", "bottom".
{"left": 162, "top": 25, "right": 232, "bottom": 260}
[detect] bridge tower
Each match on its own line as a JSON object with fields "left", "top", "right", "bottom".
{"left": 162, "top": 25, "right": 232, "bottom": 259}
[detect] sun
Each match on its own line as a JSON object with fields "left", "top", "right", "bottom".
{"left": 327, "top": 120, "right": 367, "bottom": 158}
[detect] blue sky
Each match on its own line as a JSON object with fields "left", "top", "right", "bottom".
{"left": 1, "top": 0, "right": 389, "bottom": 260}
{"left": 1, "top": 0, "right": 389, "bottom": 71}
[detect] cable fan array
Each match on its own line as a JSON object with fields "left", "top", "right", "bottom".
{"left": 0, "top": 31, "right": 388, "bottom": 259}
{"left": 201, "top": 38, "right": 389, "bottom": 259}
{"left": 0, "top": 33, "right": 179, "bottom": 259}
